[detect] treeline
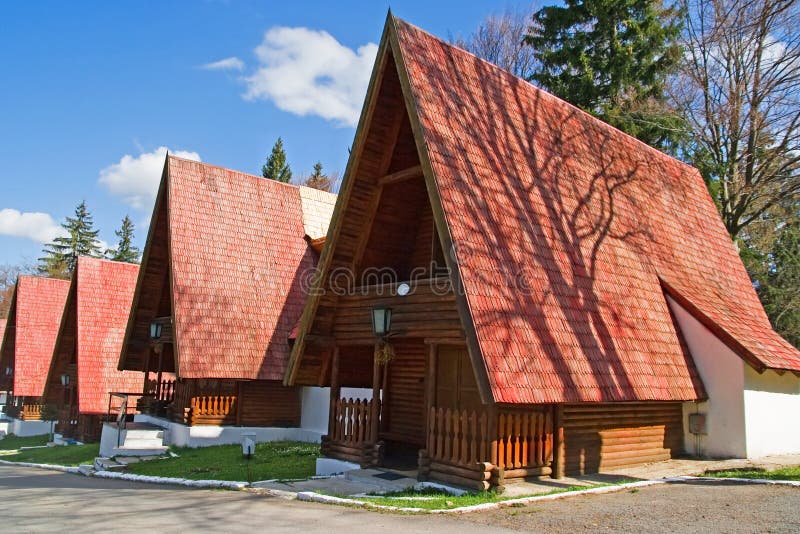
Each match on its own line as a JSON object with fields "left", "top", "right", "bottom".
{"left": 261, "top": 137, "right": 338, "bottom": 192}
{"left": 38, "top": 201, "right": 140, "bottom": 279}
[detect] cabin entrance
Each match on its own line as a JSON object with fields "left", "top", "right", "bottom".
{"left": 378, "top": 339, "right": 427, "bottom": 469}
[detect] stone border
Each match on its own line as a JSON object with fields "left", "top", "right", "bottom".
{"left": 0, "top": 459, "right": 81, "bottom": 474}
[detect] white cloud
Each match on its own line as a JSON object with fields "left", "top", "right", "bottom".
{"left": 0, "top": 209, "right": 67, "bottom": 244}
{"left": 200, "top": 57, "right": 245, "bottom": 71}
{"left": 99, "top": 146, "right": 201, "bottom": 210}
{"left": 242, "top": 27, "right": 377, "bottom": 127}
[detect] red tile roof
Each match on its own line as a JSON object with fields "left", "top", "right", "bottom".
{"left": 0, "top": 276, "right": 70, "bottom": 397}
{"left": 391, "top": 18, "right": 799, "bottom": 403}
{"left": 0, "top": 319, "right": 6, "bottom": 356}
{"left": 167, "top": 156, "right": 334, "bottom": 380}
{"left": 69, "top": 257, "right": 143, "bottom": 414}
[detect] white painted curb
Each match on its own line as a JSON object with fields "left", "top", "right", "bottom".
{"left": 91, "top": 470, "right": 248, "bottom": 490}
{"left": 298, "top": 479, "right": 672, "bottom": 514}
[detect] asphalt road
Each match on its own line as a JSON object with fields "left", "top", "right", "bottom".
{"left": 3, "top": 465, "right": 800, "bottom": 533}
{"left": 0, "top": 465, "right": 513, "bottom": 533}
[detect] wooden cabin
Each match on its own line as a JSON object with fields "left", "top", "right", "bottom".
{"left": 285, "top": 16, "right": 800, "bottom": 490}
{"left": 117, "top": 156, "right": 335, "bottom": 433}
{"left": 0, "top": 276, "right": 70, "bottom": 423}
{"left": 42, "top": 257, "right": 143, "bottom": 442}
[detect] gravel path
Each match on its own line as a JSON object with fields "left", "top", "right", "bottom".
{"left": 458, "top": 479, "right": 800, "bottom": 533}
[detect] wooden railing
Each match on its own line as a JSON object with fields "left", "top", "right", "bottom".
{"left": 145, "top": 379, "right": 175, "bottom": 403}
{"left": 323, "top": 397, "right": 380, "bottom": 466}
{"left": 330, "top": 397, "right": 376, "bottom": 446}
{"left": 21, "top": 404, "right": 44, "bottom": 421}
{"left": 188, "top": 396, "right": 237, "bottom": 425}
{"left": 427, "top": 407, "right": 489, "bottom": 466}
{"left": 421, "top": 406, "right": 554, "bottom": 490}
{"left": 496, "top": 409, "right": 553, "bottom": 470}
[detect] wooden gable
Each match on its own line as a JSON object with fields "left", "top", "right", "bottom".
{"left": 284, "top": 15, "right": 494, "bottom": 403}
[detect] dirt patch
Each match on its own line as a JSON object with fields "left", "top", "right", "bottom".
{"left": 457, "top": 480, "right": 800, "bottom": 533}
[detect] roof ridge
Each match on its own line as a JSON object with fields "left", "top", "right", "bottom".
{"left": 392, "top": 16, "right": 698, "bottom": 175}
{"left": 168, "top": 154, "right": 308, "bottom": 193}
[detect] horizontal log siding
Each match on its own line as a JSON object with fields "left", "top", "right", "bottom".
{"left": 238, "top": 381, "right": 301, "bottom": 427}
{"left": 331, "top": 280, "right": 462, "bottom": 344}
{"left": 562, "top": 402, "right": 684, "bottom": 475}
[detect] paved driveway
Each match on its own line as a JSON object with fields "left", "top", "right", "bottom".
{"left": 461, "top": 479, "right": 800, "bottom": 533}
{"left": 0, "top": 465, "right": 511, "bottom": 533}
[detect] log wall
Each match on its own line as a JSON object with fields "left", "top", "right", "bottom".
{"left": 561, "top": 402, "right": 684, "bottom": 475}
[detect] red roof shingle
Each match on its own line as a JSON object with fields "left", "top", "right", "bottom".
{"left": 0, "top": 276, "right": 70, "bottom": 397}
{"left": 70, "top": 257, "right": 143, "bottom": 413}
{"left": 166, "top": 156, "right": 335, "bottom": 380}
{"left": 390, "top": 18, "right": 798, "bottom": 403}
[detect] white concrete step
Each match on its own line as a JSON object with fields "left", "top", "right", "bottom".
{"left": 110, "top": 446, "right": 169, "bottom": 457}
{"left": 122, "top": 437, "right": 166, "bottom": 448}
{"left": 123, "top": 428, "right": 164, "bottom": 440}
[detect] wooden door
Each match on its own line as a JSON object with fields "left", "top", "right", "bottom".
{"left": 382, "top": 340, "right": 427, "bottom": 446}
{"left": 435, "top": 346, "right": 481, "bottom": 412}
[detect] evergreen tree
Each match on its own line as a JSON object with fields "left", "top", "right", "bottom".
{"left": 302, "top": 162, "right": 333, "bottom": 192}
{"left": 526, "top": 0, "right": 683, "bottom": 150}
{"left": 38, "top": 200, "right": 102, "bottom": 278}
{"left": 262, "top": 137, "right": 292, "bottom": 183}
{"left": 106, "top": 215, "right": 141, "bottom": 264}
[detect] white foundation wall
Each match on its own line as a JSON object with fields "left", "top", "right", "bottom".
{"left": 0, "top": 417, "right": 52, "bottom": 437}
{"left": 667, "top": 297, "right": 747, "bottom": 458}
{"left": 133, "top": 413, "right": 323, "bottom": 448}
{"left": 743, "top": 366, "right": 800, "bottom": 457}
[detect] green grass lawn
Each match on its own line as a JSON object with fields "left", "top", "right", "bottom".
{"left": 706, "top": 466, "right": 800, "bottom": 481}
{"left": 3, "top": 443, "right": 99, "bottom": 466}
{"left": 0, "top": 434, "right": 50, "bottom": 450}
{"left": 354, "top": 484, "right": 601, "bottom": 511}
{"left": 127, "top": 441, "right": 320, "bottom": 482}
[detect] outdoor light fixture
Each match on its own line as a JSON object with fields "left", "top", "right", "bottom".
{"left": 4, "top": 366, "right": 12, "bottom": 376}
{"left": 371, "top": 307, "right": 392, "bottom": 337}
{"left": 241, "top": 432, "right": 256, "bottom": 459}
{"left": 60, "top": 374, "right": 69, "bottom": 387}
{"left": 149, "top": 321, "right": 163, "bottom": 340}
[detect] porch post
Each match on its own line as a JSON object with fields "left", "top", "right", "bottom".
{"left": 552, "top": 404, "right": 565, "bottom": 479}
{"left": 143, "top": 347, "right": 152, "bottom": 392}
{"left": 424, "top": 344, "right": 437, "bottom": 430}
{"left": 328, "top": 347, "right": 340, "bottom": 435}
{"left": 370, "top": 345, "right": 381, "bottom": 443}
{"left": 155, "top": 345, "right": 164, "bottom": 399}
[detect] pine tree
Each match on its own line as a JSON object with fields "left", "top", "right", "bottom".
{"left": 302, "top": 162, "right": 333, "bottom": 192}
{"left": 38, "top": 200, "right": 102, "bottom": 278}
{"left": 526, "top": 0, "right": 683, "bottom": 150}
{"left": 262, "top": 137, "right": 292, "bottom": 183}
{"left": 106, "top": 215, "right": 141, "bottom": 264}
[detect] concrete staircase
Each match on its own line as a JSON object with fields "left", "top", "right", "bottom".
{"left": 101, "top": 422, "right": 169, "bottom": 457}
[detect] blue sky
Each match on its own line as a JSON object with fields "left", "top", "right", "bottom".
{"left": 0, "top": 1, "right": 531, "bottom": 266}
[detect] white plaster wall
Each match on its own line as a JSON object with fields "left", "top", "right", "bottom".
{"left": 301, "top": 387, "right": 329, "bottom": 435}
{"left": 667, "top": 297, "right": 747, "bottom": 458}
{"left": 133, "top": 414, "right": 323, "bottom": 448}
{"left": 743, "top": 366, "right": 800, "bottom": 457}
{"left": 0, "top": 417, "right": 52, "bottom": 437}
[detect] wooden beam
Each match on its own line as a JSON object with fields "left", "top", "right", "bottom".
{"left": 328, "top": 347, "right": 340, "bottom": 436}
{"left": 425, "top": 343, "right": 437, "bottom": 442}
{"left": 552, "top": 404, "right": 565, "bottom": 479}
{"left": 376, "top": 164, "right": 423, "bottom": 186}
{"left": 370, "top": 345, "right": 382, "bottom": 442}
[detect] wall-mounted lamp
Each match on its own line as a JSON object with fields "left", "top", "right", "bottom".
{"left": 4, "top": 366, "right": 12, "bottom": 376}
{"left": 371, "top": 307, "right": 392, "bottom": 337}
{"left": 149, "top": 321, "right": 163, "bottom": 340}
{"left": 61, "top": 374, "right": 70, "bottom": 387}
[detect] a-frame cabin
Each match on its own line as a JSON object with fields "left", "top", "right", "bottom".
{"left": 43, "top": 256, "right": 143, "bottom": 442}
{"left": 285, "top": 15, "right": 800, "bottom": 490}
{"left": 0, "top": 276, "right": 70, "bottom": 424}
{"left": 118, "top": 155, "right": 335, "bottom": 438}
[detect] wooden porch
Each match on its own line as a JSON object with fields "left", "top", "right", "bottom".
{"left": 4, "top": 400, "right": 44, "bottom": 421}
{"left": 320, "top": 339, "right": 557, "bottom": 490}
